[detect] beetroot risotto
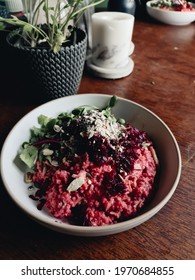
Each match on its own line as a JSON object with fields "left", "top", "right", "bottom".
{"left": 19, "top": 96, "right": 159, "bottom": 226}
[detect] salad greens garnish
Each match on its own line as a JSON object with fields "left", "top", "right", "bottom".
{"left": 108, "top": 95, "right": 117, "bottom": 108}
{"left": 19, "top": 96, "right": 122, "bottom": 170}
{"left": 20, "top": 145, "right": 38, "bottom": 169}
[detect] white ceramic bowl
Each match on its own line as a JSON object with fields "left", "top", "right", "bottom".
{"left": 0, "top": 94, "right": 181, "bottom": 236}
{"left": 146, "top": 1, "right": 195, "bottom": 25}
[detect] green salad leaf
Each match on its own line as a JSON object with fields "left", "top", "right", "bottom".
{"left": 19, "top": 96, "right": 120, "bottom": 169}
{"left": 19, "top": 144, "right": 38, "bottom": 169}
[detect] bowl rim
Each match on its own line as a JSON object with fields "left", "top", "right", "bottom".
{"left": 0, "top": 93, "right": 182, "bottom": 235}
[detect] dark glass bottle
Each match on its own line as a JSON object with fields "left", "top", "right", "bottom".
{"left": 107, "top": 0, "right": 136, "bottom": 16}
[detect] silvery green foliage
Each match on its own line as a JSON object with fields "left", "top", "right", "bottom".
{"left": 0, "top": 0, "right": 105, "bottom": 53}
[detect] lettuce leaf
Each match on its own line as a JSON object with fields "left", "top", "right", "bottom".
{"left": 19, "top": 145, "right": 38, "bottom": 169}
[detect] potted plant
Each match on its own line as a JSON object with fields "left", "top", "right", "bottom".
{"left": 0, "top": 0, "right": 105, "bottom": 100}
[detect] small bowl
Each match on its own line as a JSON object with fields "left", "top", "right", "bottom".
{"left": 146, "top": 0, "right": 195, "bottom": 25}
{"left": 0, "top": 94, "right": 181, "bottom": 236}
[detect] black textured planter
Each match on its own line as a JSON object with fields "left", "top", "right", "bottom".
{"left": 6, "top": 28, "right": 87, "bottom": 101}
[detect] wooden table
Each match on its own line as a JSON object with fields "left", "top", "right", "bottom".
{"left": 0, "top": 16, "right": 194, "bottom": 260}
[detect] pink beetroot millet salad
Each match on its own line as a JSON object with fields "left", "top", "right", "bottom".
{"left": 20, "top": 96, "right": 159, "bottom": 226}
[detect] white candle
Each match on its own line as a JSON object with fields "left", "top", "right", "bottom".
{"left": 91, "top": 12, "right": 134, "bottom": 69}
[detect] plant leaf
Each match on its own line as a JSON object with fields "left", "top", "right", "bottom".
{"left": 23, "top": 24, "right": 33, "bottom": 33}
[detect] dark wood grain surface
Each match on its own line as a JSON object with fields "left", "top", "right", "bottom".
{"left": 0, "top": 17, "right": 194, "bottom": 260}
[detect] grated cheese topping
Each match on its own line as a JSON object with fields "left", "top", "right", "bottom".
{"left": 80, "top": 110, "right": 124, "bottom": 141}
